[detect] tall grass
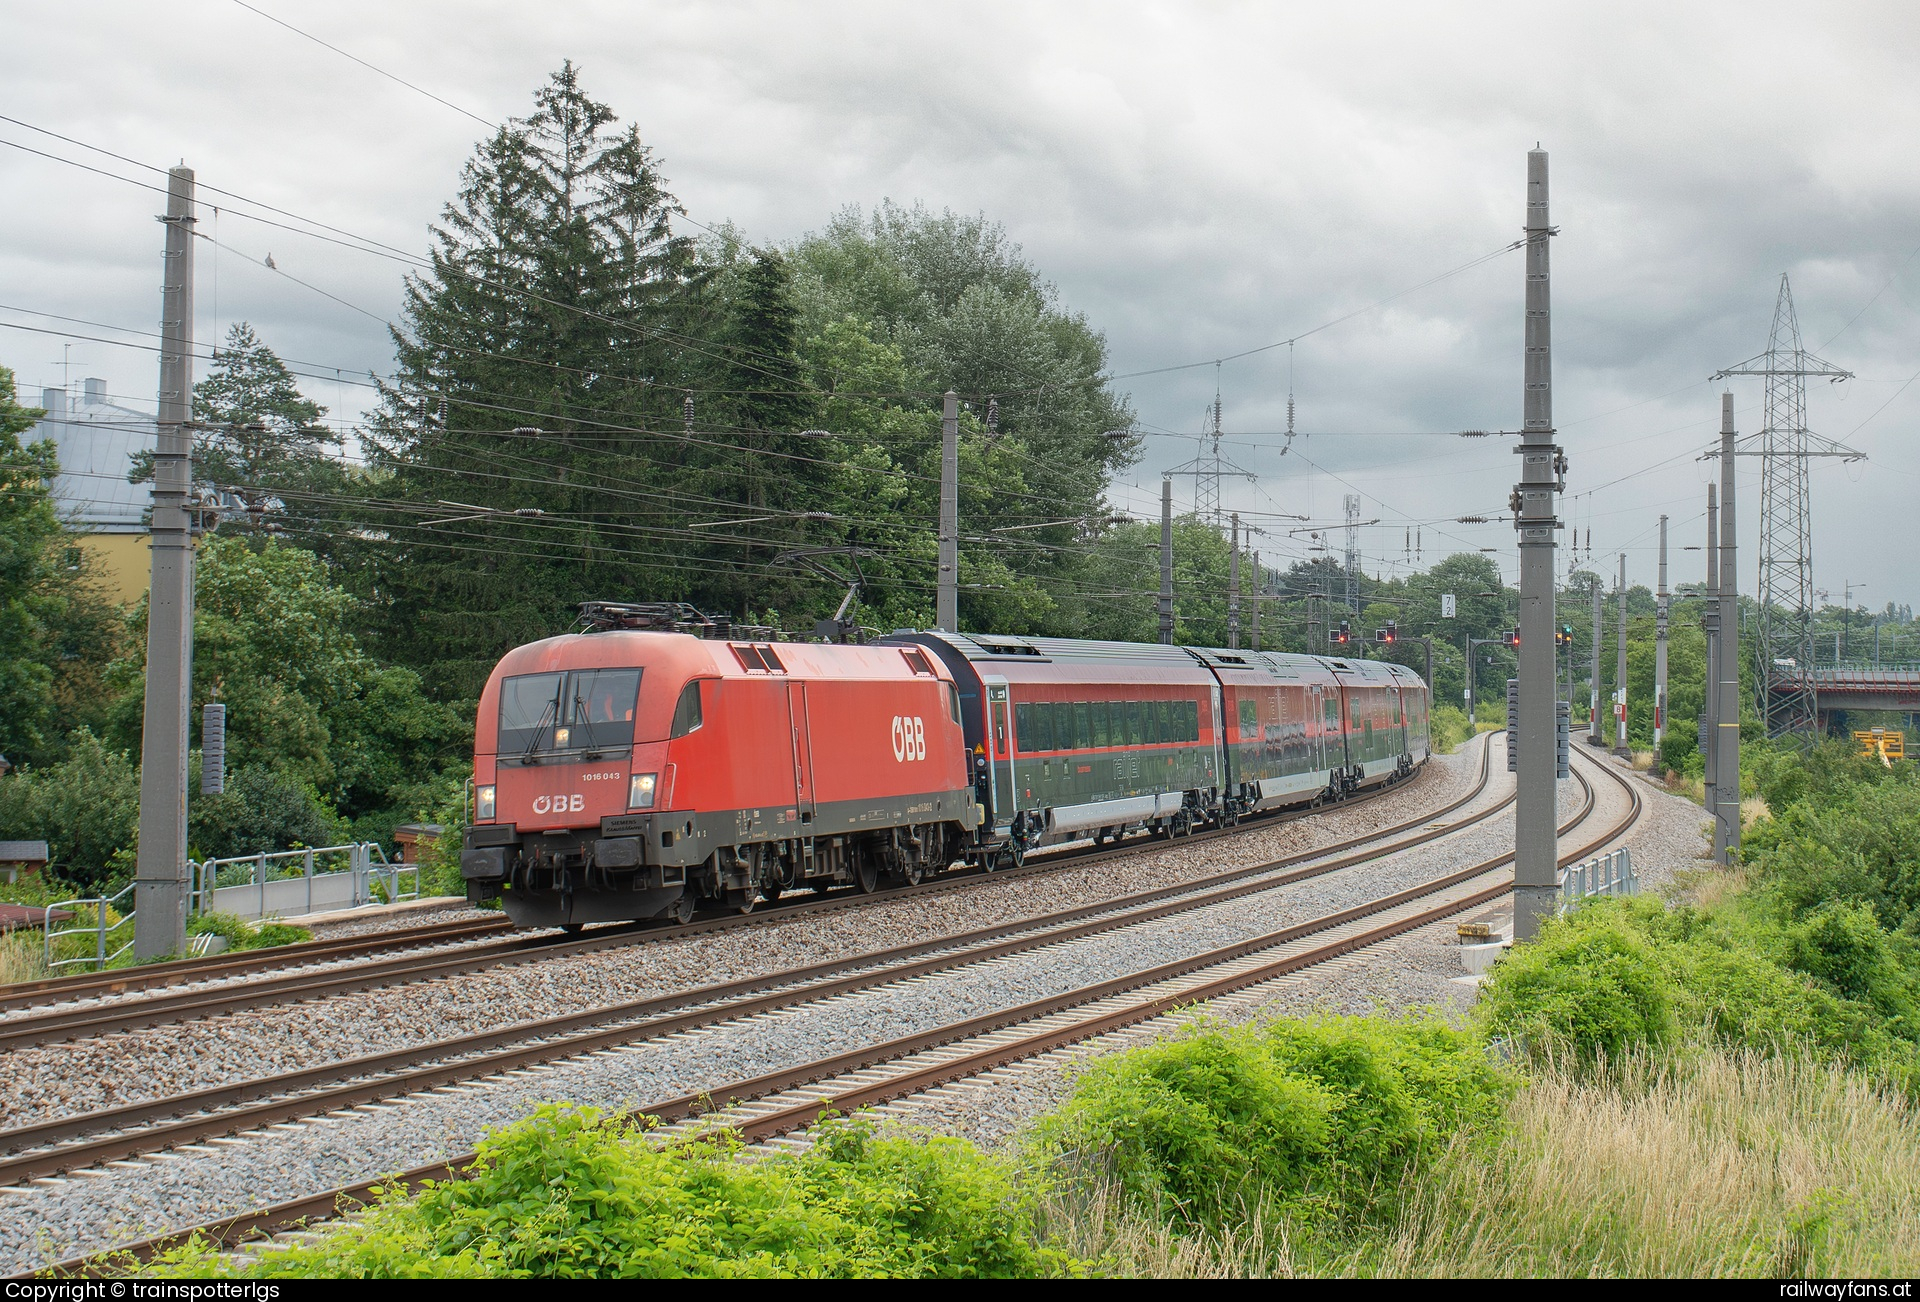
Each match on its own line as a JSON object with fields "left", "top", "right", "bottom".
{"left": 0, "top": 931, "right": 50, "bottom": 984}
{"left": 1079, "top": 1048, "right": 1920, "bottom": 1277}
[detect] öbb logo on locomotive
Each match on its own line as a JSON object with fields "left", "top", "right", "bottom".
{"left": 461, "top": 617, "right": 1432, "bottom": 932}
{"left": 891, "top": 715, "right": 927, "bottom": 762}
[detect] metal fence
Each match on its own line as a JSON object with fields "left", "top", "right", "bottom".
{"left": 191, "top": 843, "right": 416, "bottom": 920}
{"left": 43, "top": 881, "right": 137, "bottom": 973}
{"left": 41, "top": 842, "right": 413, "bottom": 973}
{"left": 1560, "top": 846, "right": 1636, "bottom": 911}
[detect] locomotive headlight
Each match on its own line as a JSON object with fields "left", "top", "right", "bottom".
{"left": 629, "top": 772, "right": 658, "bottom": 809}
{"left": 476, "top": 784, "right": 496, "bottom": 820}
{"left": 554, "top": 726, "right": 571, "bottom": 748}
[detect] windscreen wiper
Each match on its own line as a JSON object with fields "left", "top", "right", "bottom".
{"left": 521, "top": 693, "right": 561, "bottom": 763}
{"left": 570, "top": 691, "right": 603, "bottom": 760}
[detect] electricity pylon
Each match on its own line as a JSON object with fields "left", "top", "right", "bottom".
{"left": 1714, "top": 274, "right": 1861, "bottom": 740}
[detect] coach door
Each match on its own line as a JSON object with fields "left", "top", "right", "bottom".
{"left": 787, "top": 681, "right": 816, "bottom": 825}
{"left": 984, "top": 676, "right": 1015, "bottom": 825}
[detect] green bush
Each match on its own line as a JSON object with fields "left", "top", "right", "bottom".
{"left": 185, "top": 911, "right": 311, "bottom": 953}
{"left": 1031, "top": 1015, "right": 1510, "bottom": 1231}
{"left": 1481, "top": 898, "right": 1920, "bottom": 1091}
{"left": 190, "top": 764, "right": 347, "bottom": 861}
{"left": 0, "top": 728, "right": 139, "bottom": 888}
{"left": 1743, "top": 774, "right": 1920, "bottom": 932}
{"left": 154, "top": 1107, "right": 1074, "bottom": 1279}
{"left": 1479, "top": 902, "right": 1678, "bottom": 1060}
{"left": 1429, "top": 704, "right": 1473, "bottom": 753}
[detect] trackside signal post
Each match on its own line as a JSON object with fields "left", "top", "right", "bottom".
{"left": 1512, "top": 148, "right": 1563, "bottom": 942}
{"left": 134, "top": 165, "right": 195, "bottom": 960}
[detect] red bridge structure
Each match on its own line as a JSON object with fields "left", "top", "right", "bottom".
{"left": 1774, "top": 664, "right": 1920, "bottom": 733}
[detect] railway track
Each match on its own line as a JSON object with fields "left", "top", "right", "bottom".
{"left": 1, "top": 751, "right": 1482, "bottom": 1051}
{"left": 0, "top": 739, "right": 1501, "bottom": 1183}
{"left": 16, "top": 737, "right": 1643, "bottom": 1277}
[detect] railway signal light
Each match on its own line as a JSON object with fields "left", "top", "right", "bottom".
{"left": 1376, "top": 621, "right": 1397, "bottom": 644}
{"left": 1556, "top": 625, "right": 1573, "bottom": 650}
{"left": 1502, "top": 627, "right": 1521, "bottom": 648}
{"left": 1334, "top": 620, "right": 1352, "bottom": 645}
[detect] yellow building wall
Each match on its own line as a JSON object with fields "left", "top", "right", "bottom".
{"left": 68, "top": 532, "right": 152, "bottom": 605}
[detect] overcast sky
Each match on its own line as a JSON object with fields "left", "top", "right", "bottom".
{"left": 5, "top": 1, "right": 1918, "bottom": 617}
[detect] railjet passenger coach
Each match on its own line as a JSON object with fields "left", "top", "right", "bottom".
{"left": 461, "top": 604, "right": 1430, "bottom": 929}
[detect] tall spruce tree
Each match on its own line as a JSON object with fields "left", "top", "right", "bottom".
{"left": 190, "top": 322, "right": 333, "bottom": 510}
{"left": 352, "top": 65, "right": 700, "bottom": 697}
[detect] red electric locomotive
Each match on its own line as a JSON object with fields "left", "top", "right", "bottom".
{"left": 459, "top": 604, "right": 978, "bottom": 929}
{"left": 460, "top": 604, "right": 1431, "bottom": 928}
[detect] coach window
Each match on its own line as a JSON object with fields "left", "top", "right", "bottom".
{"left": 1074, "top": 702, "right": 1091, "bottom": 750}
{"left": 1091, "top": 702, "right": 1110, "bottom": 749}
{"left": 1014, "top": 703, "right": 1033, "bottom": 753}
{"left": 669, "top": 680, "right": 705, "bottom": 738}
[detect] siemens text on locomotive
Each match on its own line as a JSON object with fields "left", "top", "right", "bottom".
{"left": 459, "top": 604, "right": 1432, "bottom": 929}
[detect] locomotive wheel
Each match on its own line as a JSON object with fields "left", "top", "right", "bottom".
{"left": 730, "top": 891, "right": 757, "bottom": 915}
{"left": 855, "top": 857, "right": 880, "bottom": 894}
{"left": 891, "top": 860, "right": 925, "bottom": 888}
{"left": 670, "top": 892, "right": 696, "bottom": 924}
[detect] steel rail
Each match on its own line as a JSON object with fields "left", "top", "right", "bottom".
{"left": 0, "top": 915, "right": 511, "bottom": 1014}
{"left": 0, "top": 741, "right": 1502, "bottom": 1180}
{"left": 28, "top": 742, "right": 1639, "bottom": 1280}
{"left": 8, "top": 776, "right": 1434, "bottom": 1016}
{"left": 1, "top": 752, "right": 1472, "bottom": 1050}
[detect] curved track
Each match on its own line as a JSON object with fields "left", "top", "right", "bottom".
{"left": 18, "top": 739, "right": 1649, "bottom": 1277}
{"left": 0, "top": 741, "right": 1499, "bottom": 1180}
{"left": 1, "top": 752, "right": 1485, "bottom": 1050}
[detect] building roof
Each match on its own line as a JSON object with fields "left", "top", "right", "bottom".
{"left": 32, "top": 379, "right": 155, "bottom": 534}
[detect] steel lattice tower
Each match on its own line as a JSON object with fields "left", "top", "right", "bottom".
{"left": 1164, "top": 384, "right": 1254, "bottom": 531}
{"left": 1714, "top": 275, "right": 1859, "bottom": 740}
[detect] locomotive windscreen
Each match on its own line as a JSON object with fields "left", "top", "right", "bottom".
{"left": 497, "top": 668, "right": 643, "bottom": 753}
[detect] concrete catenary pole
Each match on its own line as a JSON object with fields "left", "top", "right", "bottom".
{"left": 1654, "top": 515, "right": 1669, "bottom": 753}
{"left": 1228, "top": 512, "right": 1241, "bottom": 650}
{"left": 1703, "top": 483, "right": 1720, "bottom": 816}
{"left": 1511, "top": 147, "right": 1563, "bottom": 941}
{"left": 1613, "top": 553, "right": 1630, "bottom": 757}
{"left": 1158, "top": 477, "right": 1174, "bottom": 644}
{"left": 1152, "top": 476, "right": 1167, "bottom": 645}
{"left": 1250, "top": 551, "right": 1262, "bottom": 652}
{"left": 937, "top": 390, "right": 958, "bottom": 632}
{"left": 134, "top": 165, "right": 196, "bottom": 961}
{"left": 1714, "top": 390, "right": 1743, "bottom": 863}
{"left": 1589, "top": 577, "right": 1603, "bottom": 745}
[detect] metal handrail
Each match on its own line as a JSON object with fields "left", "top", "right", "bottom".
{"left": 1559, "top": 846, "right": 1636, "bottom": 911}
{"left": 43, "top": 881, "right": 137, "bottom": 973}
{"left": 37, "top": 842, "right": 415, "bottom": 973}
{"left": 189, "top": 842, "right": 415, "bottom": 916}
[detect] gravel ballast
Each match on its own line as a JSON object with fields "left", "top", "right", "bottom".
{"left": 0, "top": 743, "right": 1495, "bottom": 1130}
{"left": 0, "top": 743, "right": 1533, "bottom": 1271}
